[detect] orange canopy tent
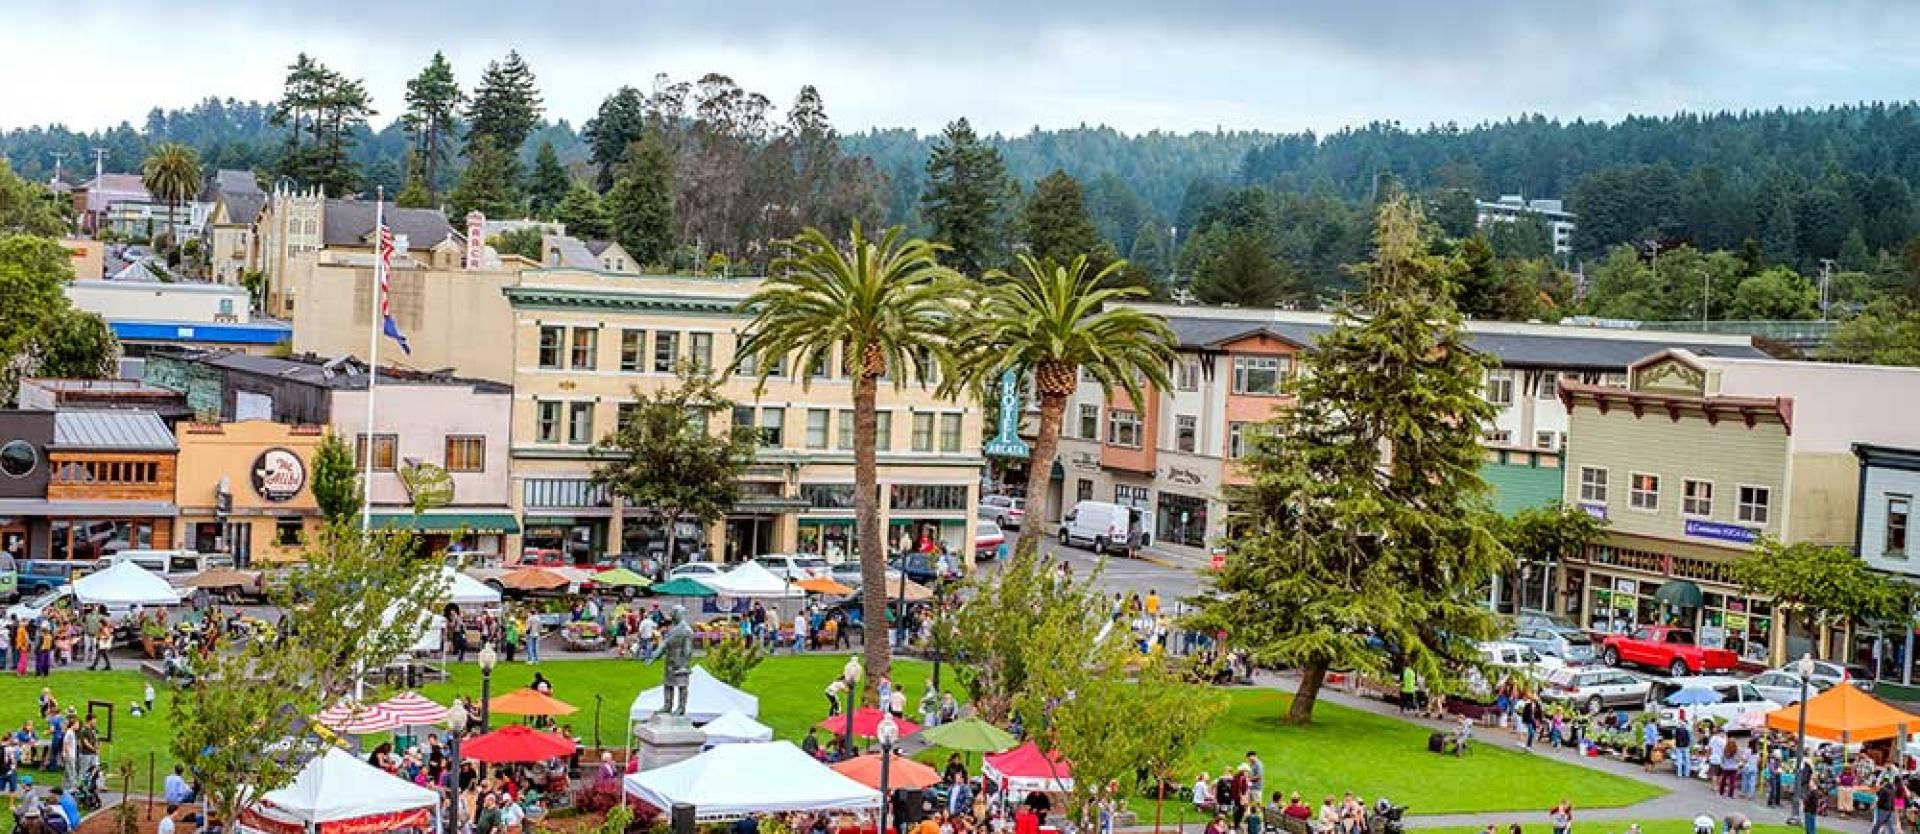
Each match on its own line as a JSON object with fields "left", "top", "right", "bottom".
{"left": 795, "top": 577, "right": 854, "bottom": 595}
{"left": 499, "top": 568, "right": 569, "bottom": 591}
{"left": 830, "top": 753, "right": 942, "bottom": 790}
{"left": 1764, "top": 682, "right": 1920, "bottom": 743}
{"left": 489, "top": 687, "right": 579, "bottom": 717}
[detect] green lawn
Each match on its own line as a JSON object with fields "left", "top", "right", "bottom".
{"left": 1416, "top": 822, "right": 1797, "bottom": 834}
{"left": 0, "top": 669, "right": 179, "bottom": 797}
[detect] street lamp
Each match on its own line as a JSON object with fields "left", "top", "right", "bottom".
{"left": 445, "top": 700, "right": 468, "bottom": 834}
{"left": 1789, "top": 653, "right": 1814, "bottom": 824}
{"left": 877, "top": 715, "right": 901, "bottom": 834}
{"left": 478, "top": 642, "right": 498, "bottom": 731}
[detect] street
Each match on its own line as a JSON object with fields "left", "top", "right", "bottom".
{"left": 981, "top": 527, "right": 1213, "bottom": 607}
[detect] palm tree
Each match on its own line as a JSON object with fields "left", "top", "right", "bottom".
{"left": 736, "top": 223, "right": 958, "bottom": 690}
{"left": 141, "top": 143, "right": 202, "bottom": 245}
{"left": 945, "top": 254, "right": 1175, "bottom": 559}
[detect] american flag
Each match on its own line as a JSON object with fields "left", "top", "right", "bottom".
{"left": 377, "top": 223, "right": 411, "bottom": 355}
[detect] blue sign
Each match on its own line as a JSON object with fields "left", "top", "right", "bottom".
{"left": 1579, "top": 502, "right": 1608, "bottom": 520}
{"left": 1685, "top": 518, "right": 1759, "bottom": 544}
{"left": 983, "top": 368, "right": 1030, "bottom": 459}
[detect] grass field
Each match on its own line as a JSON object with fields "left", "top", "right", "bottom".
{"left": 1416, "top": 821, "right": 1798, "bottom": 834}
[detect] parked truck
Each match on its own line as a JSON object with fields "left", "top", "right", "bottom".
{"left": 1599, "top": 625, "right": 1740, "bottom": 677}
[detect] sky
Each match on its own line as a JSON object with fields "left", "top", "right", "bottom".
{"left": 5, "top": 1, "right": 1920, "bottom": 136}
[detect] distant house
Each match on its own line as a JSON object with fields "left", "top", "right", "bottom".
{"left": 254, "top": 188, "right": 460, "bottom": 317}
{"left": 1476, "top": 195, "right": 1576, "bottom": 256}
{"left": 74, "top": 173, "right": 191, "bottom": 238}
{"left": 201, "top": 170, "right": 266, "bottom": 287}
{"left": 541, "top": 234, "right": 638, "bottom": 274}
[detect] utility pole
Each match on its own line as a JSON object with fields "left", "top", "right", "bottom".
{"left": 1818, "top": 258, "right": 1835, "bottom": 321}
{"left": 90, "top": 147, "right": 107, "bottom": 183}
{"left": 1700, "top": 269, "right": 1711, "bottom": 327}
{"left": 49, "top": 150, "right": 67, "bottom": 184}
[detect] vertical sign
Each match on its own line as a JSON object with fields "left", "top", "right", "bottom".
{"left": 465, "top": 211, "right": 486, "bottom": 270}
{"left": 983, "top": 368, "right": 1030, "bottom": 459}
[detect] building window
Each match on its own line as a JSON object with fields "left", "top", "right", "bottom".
{"left": 1107, "top": 409, "right": 1142, "bottom": 448}
{"left": 654, "top": 331, "right": 679, "bottom": 372}
{"left": 808, "top": 348, "right": 832, "bottom": 379}
{"left": 1175, "top": 359, "right": 1200, "bottom": 392}
{"left": 567, "top": 402, "right": 594, "bottom": 445}
{"left": 1682, "top": 479, "right": 1713, "bottom": 517}
{"left": 875, "top": 412, "right": 892, "bottom": 451}
{"left": 689, "top": 333, "right": 714, "bottom": 372}
{"left": 275, "top": 517, "right": 303, "bottom": 546}
{"left": 1534, "top": 431, "right": 1557, "bottom": 450}
{"left": 758, "top": 407, "right": 785, "bottom": 447}
{"left": 939, "top": 413, "right": 963, "bottom": 453}
{"left": 445, "top": 435, "right": 485, "bottom": 472}
{"left": 891, "top": 484, "right": 967, "bottom": 511}
{"left": 1888, "top": 495, "right": 1911, "bottom": 557}
{"left": 1156, "top": 492, "right": 1209, "bottom": 548}
{"left": 537, "top": 401, "right": 563, "bottom": 443}
{"left": 570, "top": 327, "right": 598, "bottom": 369}
{"left": 1078, "top": 404, "right": 1099, "bottom": 439}
{"left": 1115, "top": 484, "right": 1149, "bottom": 508}
{"left": 837, "top": 409, "right": 854, "bottom": 450}
{"left": 1231, "top": 356, "right": 1286, "bottom": 395}
{"left": 1076, "top": 479, "right": 1094, "bottom": 502}
{"left": 620, "top": 329, "right": 645, "bottom": 372}
{"left": 911, "top": 412, "right": 935, "bottom": 452}
{"left": 1738, "top": 485, "right": 1772, "bottom": 525}
{"left": 806, "top": 409, "right": 830, "bottom": 450}
{"left": 537, "top": 326, "right": 564, "bottom": 369}
{"left": 1484, "top": 371, "right": 1515, "bottom": 406}
{"left": 1228, "top": 422, "right": 1249, "bottom": 459}
{"left": 522, "top": 478, "right": 610, "bottom": 508}
{"left": 1175, "top": 415, "right": 1197, "bottom": 453}
{"left": 0, "top": 440, "right": 38, "bottom": 478}
{"left": 801, "top": 483, "right": 858, "bottom": 510}
{"left": 1484, "top": 430, "right": 1511, "bottom": 446}
{"left": 1537, "top": 373, "right": 1560, "bottom": 399}
{"left": 1629, "top": 472, "right": 1659, "bottom": 511}
{"left": 1579, "top": 467, "right": 1608, "bottom": 503}
{"left": 354, "top": 433, "right": 398, "bottom": 470}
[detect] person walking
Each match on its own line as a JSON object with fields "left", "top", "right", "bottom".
{"left": 1399, "top": 666, "right": 1417, "bottom": 714}
{"left": 1804, "top": 776, "right": 1823, "bottom": 834}
{"left": 1672, "top": 721, "right": 1694, "bottom": 779}
{"left": 74, "top": 716, "right": 98, "bottom": 790}
{"left": 523, "top": 610, "right": 541, "bottom": 664}
{"left": 87, "top": 620, "right": 111, "bottom": 671}
{"left": 1872, "top": 778, "right": 1898, "bottom": 834}
{"left": 1521, "top": 698, "right": 1539, "bottom": 749}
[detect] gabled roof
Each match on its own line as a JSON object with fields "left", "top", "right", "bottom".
{"left": 584, "top": 240, "right": 615, "bottom": 256}
{"left": 321, "top": 200, "right": 453, "bottom": 249}
{"left": 218, "top": 191, "right": 266, "bottom": 225}
{"left": 541, "top": 234, "right": 600, "bottom": 269}
{"left": 52, "top": 410, "right": 176, "bottom": 451}
{"left": 80, "top": 173, "right": 148, "bottom": 195}
{"left": 199, "top": 169, "right": 263, "bottom": 203}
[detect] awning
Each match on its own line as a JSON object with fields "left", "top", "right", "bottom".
{"left": 368, "top": 511, "right": 520, "bottom": 535}
{"left": 0, "top": 499, "right": 176, "bottom": 517}
{"left": 1654, "top": 580, "right": 1704, "bottom": 609}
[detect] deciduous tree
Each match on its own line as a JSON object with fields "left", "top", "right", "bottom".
{"left": 590, "top": 364, "right": 756, "bottom": 566}
{"left": 310, "top": 431, "right": 361, "bottom": 524}
{"left": 1730, "top": 537, "right": 1913, "bottom": 660}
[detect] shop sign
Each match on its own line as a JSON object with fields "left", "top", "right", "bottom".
{"left": 1613, "top": 578, "right": 1637, "bottom": 595}
{"left": 1069, "top": 450, "right": 1100, "bottom": 472}
{"left": 1165, "top": 466, "right": 1204, "bottom": 487}
{"left": 1724, "top": 613, "right": 1749, "bottom": 631}
{"left": 1684, "top": 518, "right": 1758, "bottom": 544}
{"left": 1579, "top": 502, "right": 1608, "bottom": 520}
{"left": 251, "top": 447, "right": 307, "bottom": 502}
{"left": 983, "top": 369, "right": 1031, "bottom": 459}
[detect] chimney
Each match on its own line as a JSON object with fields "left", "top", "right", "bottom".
{"left": 465, "top": 211, "right": 485, "bottom": 270}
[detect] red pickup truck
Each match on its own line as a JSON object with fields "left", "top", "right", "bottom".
{"left": 1599, "top": 625, "right": 1740, "bottom": 677}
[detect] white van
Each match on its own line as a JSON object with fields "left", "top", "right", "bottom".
{"left": 103, "top": 550, "right": 234, "bottom": 578}
{"left": 1057, "top": 501, "right": 1150, "bottom": 556}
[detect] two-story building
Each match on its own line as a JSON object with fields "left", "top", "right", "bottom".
{"left": 1853, "top": 443, "right": 1920, "bottom": 685}
{"left": 0, "top": 410, "right": 179, "bottom": 561}
{"left": 503, "top": 269, "right": 985, "bottom": 565}
{"left": 173, "top": 420, "right": 326, "bottom": 564}
{"left": 1557, "top": 350, "right": 1920, "bottom": 666}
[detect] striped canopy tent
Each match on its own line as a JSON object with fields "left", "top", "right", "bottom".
{"left": 377, "top": 692, "right": 448, "bottom": 726}
{"left": 313, "top": 701, "right": 404, "bottom": 736}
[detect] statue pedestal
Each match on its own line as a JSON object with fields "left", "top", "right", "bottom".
{"left": 635, "top": 716, "right": 706, "bottom": 771}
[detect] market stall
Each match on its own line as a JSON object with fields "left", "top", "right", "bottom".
{"left": 700, "top": 711, "right": 774, "bottom": 747}
{"left": 630, "top": 666, "right": 761, "bottom": 723}
{"left": 312, "top": 701, "right": 404, "bottom": 736}
{"left": 702, "top": 562, "right": 806, "bottom": 599}
{"left": 442, "top": 567, "right": 503, "bottom": 607}
{"left": 237, "top": 747, "right": 438, "bottom": 834}
{"left": 462, "top": 724, "right": 579, "bottom": 763}
{"left": 983, "top": 742, "right": 1073, "bottom": 800}
{"left": 831, "top": 753, "right": 942, "bottom": 790}
{"left": 74, "top": 560, "right": 182, "bottom": 607}
{"left": 622, "top": 741, "right": 880, "bottom": 820}
{"left": 815, "top": 708, "right": 920, "bottom": 740}
{"left": 1764, "top": 681, "right": 1920, "bottom": 743}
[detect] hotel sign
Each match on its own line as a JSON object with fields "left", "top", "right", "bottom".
{"left": 1685, "top": 518, "right": 1759, "bottom": 544}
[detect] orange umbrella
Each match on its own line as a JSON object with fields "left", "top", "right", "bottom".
{"left": 488, "top": 687, "right": 578, "bottom": 717}
{"left": 796, "top": 577, "right": 854, "bottom": 595}
{"left": 499, "top": 568, "right": 569, "bottom": 591}
{"left": 830, "top": 753, "right": 942, "bottom": 790}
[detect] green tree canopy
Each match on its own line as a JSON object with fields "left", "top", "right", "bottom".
{"left": 526, "top": 140, "right": 571, "bottom": 219}
{"left": 607, "top": 131, "right": 676, "bottom": 265}
{"left": 1189, "top": 229, "right": 1301, "bottom": 308}
{"left": 310, "top": 431, "right": 361, "bottom": 524}
{"left": 555, "top": 183, "right": 612, "bottom": 241}
{"left": 400, "top": 51, "right": 462, "bottom": 196}
{"left": 1725, "top": 266, "right": 1819, "bottom": 320}
{"left": 448, "top": 135, "right": 524, "bottom": 220}
{"left": 590, "top": 364, "right": 756, "bottom": 563}
{"left": 1730, "top": 537, "right": 1914, "bottom": 659}
{"left": 920, "top": 118, "right": 1014, "bottom": 277}
{"left": 1824, "top": 298, "right": 1920, "bottom": 366}
{"left": 1019, "top": 170, "right": 1107, "bottom": 268}
{"left": 465, "top": 50, "right": 543, "bottom": 156}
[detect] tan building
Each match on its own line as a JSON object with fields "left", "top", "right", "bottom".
{"left": 286, "top": 256, "right": 519, "bottom": 383}
{"left": 206, "top": 189, "right": 265, "bottom": 287}
{"left": 173, "top": 420, "right": 326, "bottom": 564}
{"left": 254, "top": 188, "right": 460, "bottom": 319}
{"left": 503, "top": 269, "right": 986, "bottom": 565}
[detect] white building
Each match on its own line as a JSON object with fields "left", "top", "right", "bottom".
{"left": 1476, "top": 195, "right": 1576, "bottom": 256}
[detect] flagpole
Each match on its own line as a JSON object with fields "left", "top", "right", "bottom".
{"left": 361, "top": 187, "right": 384, "bottom": 534}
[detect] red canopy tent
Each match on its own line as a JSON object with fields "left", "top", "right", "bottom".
{"left": 983, "top": 743, "right": 1073, "bottom": 797}
{"left": 462, "top": 725, "right": 579, "bottom": 763}
{"left": 815, "top": 708, "right": 921, "bottom": 739}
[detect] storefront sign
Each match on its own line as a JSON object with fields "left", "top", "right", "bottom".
{"left": 1613, "top": 578, "right": 1637, "bottom": 595}
{"left": 983, "top": 369, "right": 1031, "bottom": 459}
{"left": 1579, "top": 502, "right": 1608, "bottom": 520}
{"left": 250, "top": 448, "right": 306, "bottom": 502}
{"left": 1165, "top": 466, "right": 1204, "bottom": 487}
{"left": 1069, "top": 450, "right": 1100, "bottom": 472}
{"left": 1724, "top": 613, "right": 1749, "bottom": 631}
{"left": 1684, "top": 518, "right": 1759, "bottom": 544}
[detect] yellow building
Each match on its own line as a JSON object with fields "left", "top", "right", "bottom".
{"left": 173, "top": 420, "right": 327, "bottom": 564}
{"left": 503, "top": 269, "right": 986, "bottom": 565}
{"left": 286, "top": 255, "right": 520, "bottom": 383}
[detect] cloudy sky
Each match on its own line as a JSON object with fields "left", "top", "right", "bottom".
{"left": 5, "top": 1, "right": 1919, "bottom": 136}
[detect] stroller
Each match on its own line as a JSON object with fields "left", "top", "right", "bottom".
{"left": 73, "top": 762, "right": 103, "bottom": 813}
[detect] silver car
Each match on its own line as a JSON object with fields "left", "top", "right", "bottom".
{"left": 1540, "top": 666, "right": 1651, "bottom": 713}
{"left": 1510, "top": 625, "right": 1597, "bottom": 665}
{"left": 977, "top": 495, "right": 1026, "bottom": 529}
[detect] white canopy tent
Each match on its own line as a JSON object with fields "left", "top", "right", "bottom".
{"left": 74, "top": 561, "right": 181, "bottom": 607}
{"left": 700, "top": 562, "right": 804, "bottom": 598}
{"left": 700, "top": 710, "right": 774, "bottom": 747}
{"left": 443, "top": 567, "right": 502, "bottom": 606}
{"left": 630, "top": 666, "right": 761, "bottom": 724}
{"left": 237, "top": 747, "right": 439, "bottom": 834}
{"left": 623, "top": 742, "right": 879, "bottom": 820}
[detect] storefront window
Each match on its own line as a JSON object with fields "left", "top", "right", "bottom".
{"left": 798, "top": 522, "right": 853, "bottom": 561}
{"left": 801, "top": 484, "right": 858, "bottom": 510}
{"left": 1155, "top": 493, "right": 1208, "bottom": 548}
{"left": 891, "top": 485, "right": 967, "bottom": 511}
{"left": 1698, "top": 592, "right": 1772, "bottom": 662}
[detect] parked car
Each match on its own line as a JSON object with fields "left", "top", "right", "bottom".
{"left": 1747, "top": 670, "right": 1827, "bottom": 707}
{"left": 1539, "top": 666, "right": 1652, "bottom": 713}
{"left": 17, "top": 559, "right": 94, "bottom": 595}
{"left": 1647, "top": 676, "right": 1780, "bottom": 730}
{"left": 974, "top": 520, "right": 1006, "bottom": 560}
{"left": 518, "top": 549, "right": 571, "bottom": 567}
{"left": 754, "top": 554, "right": 830, "bottom": 581}
{"left": 1465, "top": 640, "right": 1563, "bottom": 698}
{"left": 1057, "top": 500, "right": 1149, "bottom": 556}
{"left": 1599, "top": 625, "right": 1740, "bottom": 677}
{"left": 1793, "top": 659, "right": 1876, "bottom": 693}
{"left": 666, "top": 561, "right": 727, "bottom": 581}
{"left": 1514, "top": 611, "right": 1582, "bottom": 632}
{"left": 978, "top": 495, "right": 1026, "bottom": 529}
{"left": 0, "top": 553, "right": 16, "bottom": 601}
{"left": 1510, "top": 624, "right": 1598, "bottom": 665}
{"left": 888, "top": 553, "right": 963, "bottom": 585}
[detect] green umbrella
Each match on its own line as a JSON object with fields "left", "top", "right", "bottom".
{"left": 650, "top": 577, "right": 717, "bottom": 597}
{"left": 921, "top": 717, "right": 1016, "bottom": 753}
{"left": 595, "top": 568, "right": 652, "bottom": 588}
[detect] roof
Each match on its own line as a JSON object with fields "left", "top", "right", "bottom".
{"left": 1855, "top": 443, "right": 1920, "bottom": 473}
{"left": 220, "top": 191, "right": 265, "bottom": 225}
{"left": 1160, "top": 315, "right": 1772, "bottom": 372}
{"left": 164, "top": 349, "right": 509, "bottom": 393}
{"left": 542, "top": 234, "right": 600, "bottom": 269}
{"left": 199, "top": 169, "right": 263, "bottom": 203}
{"left": 1557, "top": 379, "right": 1794, "bottom": 433}
{"left": 51, "top": 410, "right": 177, "bottom": 451}
{"left": 322, "top": 200, "right": 453, "bottom": 249}
{"left": 1764, "top": 682, "right": 1920, "bottom": 743}
{"left": 80, "top": 173, "right": 148, "bottom": 195}
{"left": 584, "top": 240, "right": 615, "bottom": 256}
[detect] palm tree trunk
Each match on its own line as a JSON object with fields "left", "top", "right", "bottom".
{"left": 854, "top": 371, "right": 889, "bottom": 700}
{"left": 1014, "top": 391, "right": 1068, "bottom": 561}
{"left": 1287, "top": 660, "right": 1328, "bottom": 724}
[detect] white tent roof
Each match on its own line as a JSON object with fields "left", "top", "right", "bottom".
{"left": 74, "top": 561, "right": 181, "bottom": 607}
{"left": 700, "top": 710, "right": 773, "bottom": 746}
{"left": 444, "top": 567, "right": 501, "bottom": 606}
{"left": 701, "top": 561, "right": 803, "bottom": 598}
{"left": 248, "top": 748, "right": 438, "bottom": 825}
{"left": 631, "top": 666, "right": 761, "bottom": 723}
{"left": 623, "top": 742, "right": 878, "bottom": 820}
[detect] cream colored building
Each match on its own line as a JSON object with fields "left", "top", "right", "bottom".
{"left": 286, "top": 256, "right": 520, "bottom": 383}
{"left": 503, "top": 269, "right": 986, "bottom": 565}
{"left": 254, "top": 187, "right": 461, "bottom": 319}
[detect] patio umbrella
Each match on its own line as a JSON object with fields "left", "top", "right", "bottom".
{"left": 313, "top": 701, "right": 403, "bottom": 735}
{"left": 831, "top": 753, "right": 942, "bottom": 790}
{"left": 377, "top": 692, "right": 448, "bottom": 726}
{"left": 651, "top": 577, "right": 717, "bottom": 597}
{"left": 180, "top": 568, "right": 256, "bottom": 589}
{"left": 489, "top": 687, "right": 579, "bottom": 717}
{"left": 595, "top": 568, "right": 652, "bottom": 589}
{"left": 1665, "top": 686, "right": 1726, "bottom": 707}
{"left": 815, "top": 708, "right": 921, "bottom": 739}
{"left": 796, "top": 577, "right": 854, "bottom": 596}
{"left": 460, "top": 724, "right": 578, "bottom": 763}
{"left": 499, "top": 568, "right": 569, "bottom": 592}
{"left": 921, "top": 717, "right": 1017, "bottom": 753}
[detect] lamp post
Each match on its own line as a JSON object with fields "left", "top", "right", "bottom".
{"left": 1789, "top": 653, "right": 1814, "bottom": 824}
{"left": 478, "top": 642, "right": 498, "bottom": 731}
{"left": 445, "top": 700, "right": 468, "bottom": 834}
{"left": 877, "top": 715, "right": 900, "bottom": 834}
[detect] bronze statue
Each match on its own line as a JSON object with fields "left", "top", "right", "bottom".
{"left": 659, "top": 604, "right": 694, "bottom": 716}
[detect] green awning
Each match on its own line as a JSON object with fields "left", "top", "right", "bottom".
{"left": 369, "top": 512, "right": 522, "bottom": 535}
{"left": 651, "top": 577, "right": 716, "bottom": 597}
{"left": 1654, "top": 580, "right": 1704, "bottom": 609}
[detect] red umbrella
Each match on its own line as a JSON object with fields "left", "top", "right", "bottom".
{"left": 815, "top": 708, "right": 921, "bottom": 739}
{"left": 460, "top": 724, "right": 579, "bottom": 763}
